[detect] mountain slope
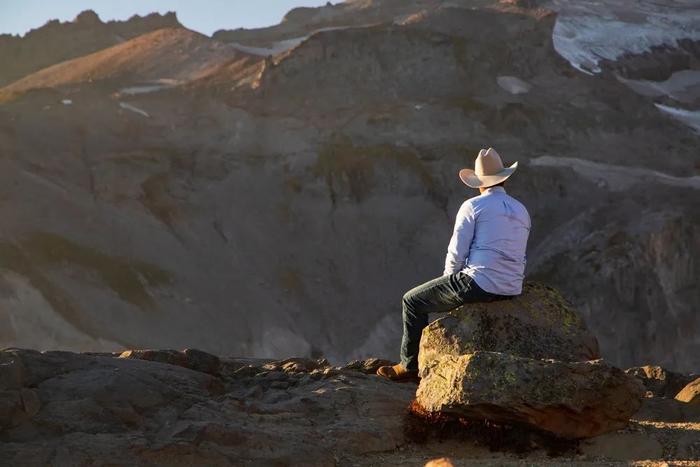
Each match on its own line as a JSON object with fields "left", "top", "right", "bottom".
{"left": 0, "top": 10, "right": 183, "bottom": 87}
{"left": 0, "top": 28, "right": 248, "bottom": 100}
{"left": 0, "top": 0, "right": 698, "bottom": 372}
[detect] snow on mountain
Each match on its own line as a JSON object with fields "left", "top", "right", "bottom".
{"left": 549, "top": 0, "right": 700, "bottom": 74}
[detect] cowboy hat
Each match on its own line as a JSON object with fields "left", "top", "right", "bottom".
{"left": 458, "top": 147, "right": 518, "bottom": 188}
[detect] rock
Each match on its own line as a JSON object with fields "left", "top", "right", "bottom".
{"left": 626, "top": 365, "right": 698, "bottom": 398}
{"left": 0, "top": 390, "right": 24, "bottom": 428}
{"left": 118, "top": 349, "right": 220, "bottom": 375}
{"left": 262, "top": 357, "right": 330, "bottom": 374}
{"left": 0, "top": 348, "right": 418, "bottom": 465}
{"left": 0, "top": 352, "right": 26, "bottom": 390}
{"left": 633, "top": 396, "right": 700, "bottom": 423}
{"left": 19, "top": 388, "right": 41, "bottom": 417}
{"left": 419, "top": 282, "right": 600, "bottom": 368}
{"left": 270, "top": 381, "right": 289, "bottom": 390}
{"left": 425, "top": 458, "right": 455, "bottom": 467}
{"left": 342, "top": 358, "right": 395, "bottom": 374}
{"left": 677, "top": 431, "right": 700, "bottom": 459}
{"left": 416, "top": 351, "right": 645, "bottom": 439}
{"left": 73, "top": 10, "right": 102, "bottom": 26}
{"left": 676, "top": 378, "right": 700, "bottom": 404}
{"left": 182, "top": 349, "right": 221, "bottom": 375}
{"left": 2, "top": 349, "right": 100, "bottom": 387}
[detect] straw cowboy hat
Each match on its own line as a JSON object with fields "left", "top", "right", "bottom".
{"left": 459, "top": 147, "right": 518, "bottom": 188}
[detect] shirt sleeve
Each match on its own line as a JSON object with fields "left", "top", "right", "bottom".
{"left": 443, "top": 200, "right": 476, "bottom": 276}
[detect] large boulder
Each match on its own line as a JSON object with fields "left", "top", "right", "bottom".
{"left": 418, "top": 282, "right": 600, "bottom": 369}
{"left": 416, "top": 351, "right": 645, "bottom": 439}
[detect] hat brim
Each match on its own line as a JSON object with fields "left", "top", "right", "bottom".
{"left": 459, "top": 161, "right": 518, "bottom": 188}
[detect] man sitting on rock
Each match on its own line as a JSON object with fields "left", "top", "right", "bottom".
{"left": 377, "top": 148, "right": 531, "bottom": 381}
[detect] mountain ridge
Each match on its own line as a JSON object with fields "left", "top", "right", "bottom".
{"left": 0, "top": 10, "right": 182, "bottom": 87}
{"left": 0, "top": 27, "right": 249, "bottom": 101}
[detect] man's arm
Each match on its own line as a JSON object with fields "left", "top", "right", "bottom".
{"left": 443, "top": 201, "right": 476, "bottom": 275}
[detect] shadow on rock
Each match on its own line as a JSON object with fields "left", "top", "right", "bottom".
{"left": 403, "top": 399, "right": 579, "bottom": 457}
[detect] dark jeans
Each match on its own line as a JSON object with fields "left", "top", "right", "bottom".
{"left": 400, "top": 271, "right": 506, "bottom": 370}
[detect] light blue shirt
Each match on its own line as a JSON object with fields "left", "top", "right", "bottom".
{"left": 443, "top": 186, "right": 531, "bottom": 296}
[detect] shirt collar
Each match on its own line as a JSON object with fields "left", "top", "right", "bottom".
{"left": 483, "top": 186, "right": 506, "bottom": 195}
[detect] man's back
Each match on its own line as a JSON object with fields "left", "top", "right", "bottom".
{"left": 444, "top": 186, "right": 530, "bottom": 295}
{"left": 378, "top": 147, "right": 529, "bottom": 380}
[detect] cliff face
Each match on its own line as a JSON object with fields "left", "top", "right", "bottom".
{"left": 530, "top": 204, "right": 700, "bottom": 371}
{"left": 0, "top": 1, "right": 698, "bottom": 371}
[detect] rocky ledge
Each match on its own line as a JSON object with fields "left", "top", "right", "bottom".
{"left": 1, "top": 348, "right": 700, "bottom": 466}
{"left": 1, "top": 284, "right": 700, "bottom": 465}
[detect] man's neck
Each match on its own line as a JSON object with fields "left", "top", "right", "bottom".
{"left": 479, "top": 186, "right": 506, "bottom": 195}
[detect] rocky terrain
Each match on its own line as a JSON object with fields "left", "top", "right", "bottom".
{"left": 4, "top": 350, "right": 697, "bottom": 467}
{"left": 0, "top": 0, "right": 698, "bottom": 376}
{"left": 1, "top": 284, "right": 700, "bottom": 465}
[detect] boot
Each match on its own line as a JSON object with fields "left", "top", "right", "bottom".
{"left": 376, "top": 364, "right": 419, "bottom": 382}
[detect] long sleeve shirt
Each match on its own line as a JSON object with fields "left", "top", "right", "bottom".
{"left": 443, "top": 186, "right": 531, "bottom": 296}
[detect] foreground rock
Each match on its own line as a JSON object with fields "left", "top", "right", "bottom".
{"left": 417, "top": 351, "right": 644, "bottom": 439}
{"left": 0, "top": 348, "right": 415, "bottom": 465}
{"left": 0, "top": 348, "right": 697, "bottom": 465}
{"left": 419, "top": 282, "right": 601, "bottom": 366}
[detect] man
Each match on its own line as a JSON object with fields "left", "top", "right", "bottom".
{"left": 377, "top": 147, "right": 531, "bottom": 381}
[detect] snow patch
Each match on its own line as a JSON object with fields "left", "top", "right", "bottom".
{"left": 119, "top": 102, "right": 149, "bottom": 118}
{"left": 654, "top": 103, "right": 700, "bottom": 134}
{"left": 550, "top": 0, "right": 700, "bottom": 74}
{"left": 230, "top": 37, "right": 307, "bottom": 56}
{"left": 119, "top": 79, "right": 178, "bottom": 96}
{"left": 617, "top": 70, "right": 700, "bottom": 104}
{"left": 62, "top": 99, "right": 72, "bottom": 105}
{"left": 497, "top": 76, "right": 532, "bottom": 95}
{"left": 228, "top": 25, "right": 376, "bottom": 57}
{"left": 120, "top": 85, "right": 165, "bottom": 95}
{"left": 530, "top": 156, "right": 700, "bottom": 190}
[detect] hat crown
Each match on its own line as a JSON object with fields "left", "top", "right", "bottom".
{"left": 475, "top": 148, "right": 505, "bottom": 176}
{"left": 458, "top": 147, "right": 517, "bottom": 188}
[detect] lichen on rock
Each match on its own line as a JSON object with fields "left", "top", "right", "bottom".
{"left": 416, "top": 351, "right": 644, "bottom": 439}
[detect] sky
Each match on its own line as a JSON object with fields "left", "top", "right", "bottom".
{"left": 0, "top": 0, "right": 332, "bottom": 37}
